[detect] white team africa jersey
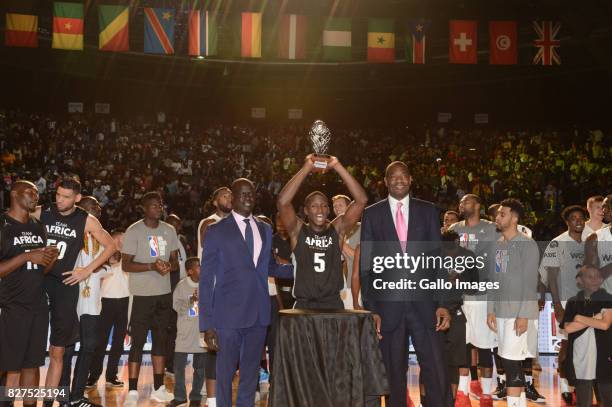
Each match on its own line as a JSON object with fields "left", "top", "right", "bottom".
{"left": 197, "top": 213, "right": 222, "bottom": 259}
{"left": 596, "top": 227, "right": 612, "bottom": 294}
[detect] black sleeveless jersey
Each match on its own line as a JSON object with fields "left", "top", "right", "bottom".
{"left": 0, "top": 214, "right": 47, "bottom": 310}
{"left": 40, "top": 204, "right": 88, "bottom": 280}
{"left": 292, "top": 223, "right": 343, "bottom": 303}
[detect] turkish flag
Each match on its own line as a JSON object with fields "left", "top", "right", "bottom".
{"left": 449, "top": 20, "right": 477, "bottom": 64}
{"left": 489, "top": 21, "right": 517, "bottom": 65}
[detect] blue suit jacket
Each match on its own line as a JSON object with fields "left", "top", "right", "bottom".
{"left": 360, "top": 197, "right": 442, "bottom": 331}
{"left": 199, "top": 215, "right": 293, "bottom": 332}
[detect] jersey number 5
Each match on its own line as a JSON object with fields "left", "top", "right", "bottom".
{"left": 314, "top": 252, "right": 326, "bottom": 273}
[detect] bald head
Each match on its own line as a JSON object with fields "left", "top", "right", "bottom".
{"left": 10, "top": 180, "right": 39, "bottom": 213}
{"left": 11, "top": 180, "right": 36, "bottom": 193}
{"left": 166, "top": 213, "right": 182, "bottom": 232}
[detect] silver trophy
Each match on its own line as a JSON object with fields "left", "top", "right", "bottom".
{"left": 308, "top": 120, "right": 332, "bottom": 171}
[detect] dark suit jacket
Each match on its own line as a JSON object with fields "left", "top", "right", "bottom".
{"left": 199, "top": 215, "right": 293, "bottom": 332}
{"left": 359, "top": 197, "right": 442, "bottom": 331}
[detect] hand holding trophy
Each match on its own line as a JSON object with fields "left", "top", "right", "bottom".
{"left": 308, "top": 120, "right": 332, "bottom": 172}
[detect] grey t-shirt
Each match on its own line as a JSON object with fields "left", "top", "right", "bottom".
{"left": 123, "top": 219, "right": 179, "bottom": 296}
{"left": 488, "top": 232, "right": 540, "bottom": 319}
{"left": 538, "top": 231, "right": 583, "bottom": 301}
{"left": 173, "top": 277, "right": 205, "bottom": 353}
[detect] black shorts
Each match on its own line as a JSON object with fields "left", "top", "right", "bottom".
{"left": 204, "top": 352, "right": 216, "bottom": 380}
{"left": 444, "top": 311, "right": 467, "bottom": 367}
{"left": 0, "top": 307, "right": 49, "bottom": 371}
{"left": 129, "top": 294, "right": 172, "bottom": 356}
{"left": 44, "top": 277, "right": 80, "bottom": 347}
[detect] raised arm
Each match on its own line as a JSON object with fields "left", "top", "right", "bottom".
{"left": 63, "top": 215, "right": 117, "bottom": 285}
{"left": 329, "top": 157, "right": 368, "bottom": 237}
{"left": 277, "top": 155, "right": 314, "bottom": 244}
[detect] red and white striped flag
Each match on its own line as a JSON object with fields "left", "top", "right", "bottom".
{"left": 278, "top": 14, "right": 307, "bottom": 60}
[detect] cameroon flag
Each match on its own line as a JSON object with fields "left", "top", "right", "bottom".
{"left": 99, "top": 5, "right": 129, "bottom": 51}
{"left": 5, "top": 14, "right": 38, "bottom": 47}
{"left": 367, "top": 19, "right": 394, "bottom": 62}
{"left": 52, "top": 2, "right": 84, "bottom": 50}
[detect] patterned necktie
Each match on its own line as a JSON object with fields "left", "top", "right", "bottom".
{"left": 396, "top": 202, "right": 407, "bottom": 252}
{"left": 244, "top": 218, "right": 254, "bottom": 260}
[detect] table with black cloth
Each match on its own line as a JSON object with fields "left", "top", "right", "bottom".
{"left": 269, "top": 309, "right": 389, "bottom": 407}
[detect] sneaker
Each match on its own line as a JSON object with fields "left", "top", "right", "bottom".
{"left": 124, "top": 390, "right": 139, "bottom": 407}
{"left": 469, "top": 380, "right": 483, "bottom": 400}
{"left": 454, "top": 391, "right": 472, "bottom": 407}
{"left": 106, "top": 377, "right": 124, "bottom": 387}
{"left": 188, "top": 400, "right": 201, "bottom": 407}
{"left": 525, "top": 382, "right": 546, "bottom": 403}
{"left": 254, "top": 391, "right": 261, "bottom": 402}
{"left": 479, "top": 395, "right": 493, "bottom": 407}
{"left": 85, "top": 378, "right": 97, "bottom": 389}
{"left": 151, "top": 385, "right": 174, "bottom": 403}
{"left": 70, "top": 398, "right": 102, "bottom": 407}
{"left": 167, "top": 400, "right": 187, "bottom": 407}
{"left": 561, "top": 392, "right": 574, "bottom": 406}
{"left": 492, "top": 378, "right": 506, "bottom": 400}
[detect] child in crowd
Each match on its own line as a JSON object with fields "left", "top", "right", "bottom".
{"left": 170, "top": 257, "right": 216, "bottom": 407}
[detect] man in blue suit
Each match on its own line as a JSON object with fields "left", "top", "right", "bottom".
{"left": 199, "top": 178, "right": 293, "bottom": 407}
{"left": 360, "top": 161, "right": 453, "bottom": 407}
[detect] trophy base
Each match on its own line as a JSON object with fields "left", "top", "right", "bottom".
{"left": 312, "top": 154, "right": 331, "bottom": 172}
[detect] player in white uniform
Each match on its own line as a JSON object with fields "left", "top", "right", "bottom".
{"left": 539, "top": 205, "right": 587, "bottom": 404}
{"left": 197, "top": 187, "right": 232, "bottom": 259}
{"left": 582, "top": 195, "right": 607, "bottom": 241}
{"left": 585, "top": 194, "right": 612, "bottom": 295}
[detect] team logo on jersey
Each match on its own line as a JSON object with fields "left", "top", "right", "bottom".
{"left": 495, "top": 249, "right": 508, "bottom": 273}
{"left": 304, "top": 235, "right": 333, "bottom": 249}
{"left": 13, "top": 232, "right": 44, "bottom": 246}
{"left": 148, "top": 235, "right": 168, "bottom": 257}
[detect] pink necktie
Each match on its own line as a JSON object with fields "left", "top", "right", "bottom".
{"left": 396, "top": 202, "right": 407, "bottom": 252}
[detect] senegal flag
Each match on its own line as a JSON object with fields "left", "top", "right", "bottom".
{"left": 99, "top": 5, "right": 129, "bottom": 51}
{"left": 367, "top": 19, "right": 395, "bottom": 62}
{"left": 52, "top": 2, "right": 84, "bottom": 50}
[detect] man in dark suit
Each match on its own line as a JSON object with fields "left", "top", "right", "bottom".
{"left": 360, "top": 161, "right": 453, "bottom": 407}
{"left": 199, "top": 178, "right": 293, "bottom": 407}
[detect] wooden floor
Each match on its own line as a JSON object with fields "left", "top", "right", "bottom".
{"left": 14, "top": 355, "right": 565, "bottom": 406}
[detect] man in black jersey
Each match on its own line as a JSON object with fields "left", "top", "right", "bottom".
{"left": 277, "top": 154, "right": 367, "bottom": 309}
{"left": 0, "top": 181, "right": 58, "bottom": 406}
{"left": 32, "top": 178, "right": 116, "bottom": 403}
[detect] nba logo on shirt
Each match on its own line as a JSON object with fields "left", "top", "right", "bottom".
{"left": 148, "top": 236, "right": 160, "bottom": 257}
{"left": 458, "top": 233, "right": 469, "bottom": 248}
{"left": 495, "top": 249, "right": 508, "bottom": 273}
{"left": 189, "top": 300, "right": 199, "bottom": 317}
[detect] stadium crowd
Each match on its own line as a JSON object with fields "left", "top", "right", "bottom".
{"left": 0, "top": 108, "right": 609, "bottom": 246}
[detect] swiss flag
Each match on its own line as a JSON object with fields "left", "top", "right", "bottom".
{"left": 489, "top": 21, "right": 517, "bottom": 65}
{"left": 449, "top": 20, "right": 477, "bottom": 64}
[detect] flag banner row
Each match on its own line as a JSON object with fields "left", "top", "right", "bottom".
{"left": 3, "top": 5, "right": 562, "bottom": 66}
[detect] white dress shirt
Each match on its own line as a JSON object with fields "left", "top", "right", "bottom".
{"left": 232, "top": 210, "right": 262, "bottom": 266}
{"left": 388, "top": 194, "right": 410, "bottom": 233}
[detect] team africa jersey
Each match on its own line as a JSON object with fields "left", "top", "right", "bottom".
{"left": 292, "top": 224, "right": 343, "bottom": 303}
{"left": 40, "top": 204, "right": 88, "bottom": 281}
{"left": 0, "top": 214, "right": 47, "bottom": 310}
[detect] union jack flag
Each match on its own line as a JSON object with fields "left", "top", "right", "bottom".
{"left": 533, "top": 21, "right": 561, "bottom": 65}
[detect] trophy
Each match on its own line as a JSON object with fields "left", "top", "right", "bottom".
{"left": 308, "top": 120, "right": 332, "bottom": 171}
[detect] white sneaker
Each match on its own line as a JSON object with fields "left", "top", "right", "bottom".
{"left": 254, "top": 391, "right": 261, "bottom": 402}
{"left": 124, "top": 390, "right": 138, "bottom": 407}
{"left": 151, "top": 385, "right": 174, "bottom": 403}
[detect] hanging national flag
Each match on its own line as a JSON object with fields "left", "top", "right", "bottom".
{"left": 533, "top": 21, "right": 561, "bottom": 65}
{"left": 52, "top": 2, "right": 84, "bottom": 50}
{"left": 367, "top": 19, "right": 395, "bottom": 63}
{"left": 323, "top": 18, "right": 351, "bottom": 61}
{"left": 5, "top": 13, "right": 38, "bottom": 47}
{"left": 489, "top": 21, "right": 517, "bottom": 65}
{"left": 99, "top": 5, "right": 129, "bottom": 52}
{"left": 144, "top": 8, "right": 174, "bottom": 55}
{"left": 449, "top": 20, "right": 477, "bottom": 64}
{"left": 241, "top": 12, "right": 262, "bottom": 58}
{"left": 406, "top": 20, "right": 430, "bottom": 64}
{"left": 189, "top": 10, "right": 218, "bottom": 57}
{"left": 278, "top": 14, "right": 307, "bottom": 60}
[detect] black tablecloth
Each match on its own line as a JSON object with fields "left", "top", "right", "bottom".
{"left": 269, "top": 309, "right": 389, "bottom": 407}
